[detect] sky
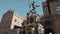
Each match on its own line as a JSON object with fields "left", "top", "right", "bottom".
{"left": 0, "top": 0, "right": 46, "bottom": 21}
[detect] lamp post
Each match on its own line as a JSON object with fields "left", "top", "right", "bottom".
{"left": 31, "top": 28, "right": 35, "bottom": 34}
{"left": 17, "top": 28, "right": 19, "bottom": 34}
{"left": 49, "top": 32, "right": 52, "bottom": 34}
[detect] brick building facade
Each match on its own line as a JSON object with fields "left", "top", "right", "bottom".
{"left": 0, "top": 10, "right": 24, "bottom": 34}
{"left": 41, "top": 0, "right": 60, "bottom": 34}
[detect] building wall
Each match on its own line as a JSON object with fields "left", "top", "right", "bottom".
{"left": 10, "top": 11, "right": 24, "bottom": 29}
{"left": 42, "top": 0, "right": 60, "bottom": 34}
{"left": 42, "top": 2, "right": 50, "bottom": 16}
{"left": 0, "top": 29, "right": 17, "bottom": 34}
{"left": 0, "top": 10, "right": 24, "bottom": 29}
{"left": 42, "top": 0, "right": 60, "bottom": 16}
{"left": 1, "top": 10, "right": 14, "bottom": 29}
{"left": 0, "top": 10, "right": 24, "bottom": 34}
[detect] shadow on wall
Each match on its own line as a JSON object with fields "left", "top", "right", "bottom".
{"left": 44, "top": 28, "right": 54, "bottom": 34}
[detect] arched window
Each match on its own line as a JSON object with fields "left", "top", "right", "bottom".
{"left": 56, "top": 6, "right": 60, "bottom": 14}
{"left": 30, "top": 17, "right": 34, "bottom": 23}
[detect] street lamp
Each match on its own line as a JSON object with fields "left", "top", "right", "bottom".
{"left": 31, "top": 28, "right": 35, "bottom": 34}
{"left": 49, "top": 32, "right": 52, "bottom": 34}
{"left": 17, "top": 28, "right": 19, "bottom": 34}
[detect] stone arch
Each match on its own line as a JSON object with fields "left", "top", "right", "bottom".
{"left": 44, "top": 28, "right": 54, "bottom": 34}
{"left": 30, "top": 17, "right": 34, "bottom": 23}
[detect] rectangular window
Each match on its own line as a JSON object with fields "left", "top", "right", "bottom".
{"left": 56, "top": 6, "right": 60, "bottom": 15}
